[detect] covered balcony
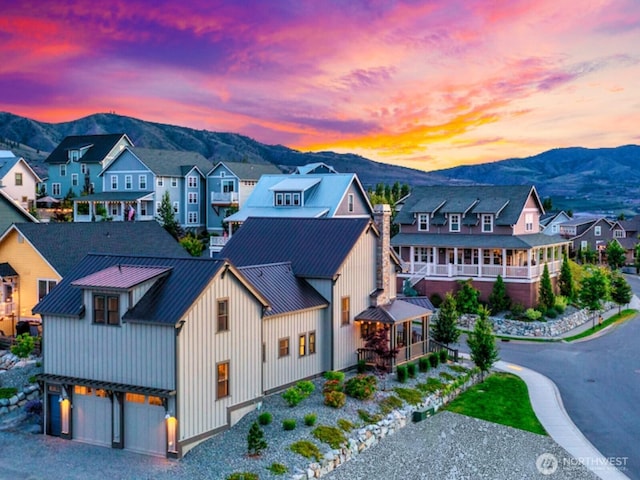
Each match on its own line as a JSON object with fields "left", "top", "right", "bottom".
{"left": 211, "top": 191, "right": 239, "bottom": 206}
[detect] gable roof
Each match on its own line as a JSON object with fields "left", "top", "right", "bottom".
{"left": 355, "top": 298, "right": 431, "bottom": 324}
{"left": 124, "top": 147, "right": 213, "bottom": 177}
{"left": 0, "top": 156, "right": 42, "bottom": 183}
{"left": 238, "top": 262, "right": 328, "bottom": 316}
{"left": 294, "top": 163, "right": 338, "bottom": 175}
{"left": 0, "top": 189, "right": 38, "bottom": 229}
{"left": 220, "top": 217, "right": 371, "bottom": 278}
{"left": 4, "top": 221, "right": 188, "bottom": 277}
{"left": 396, "top": 185, "right": 540, "bottom": 226}
{"left": 210, "top": 161, "right": 281, "bottom": 179}
{"left": 225, "top": 173, "right": 372, "bottom": 222}
{"left": 44, "top": 134, "right": 130, "bottom": 165}
{"left": 71, "top": 265, "right": 172, "bottom": 290}
{"left": 540, "top": 211, "right": 570, "bottom": 228}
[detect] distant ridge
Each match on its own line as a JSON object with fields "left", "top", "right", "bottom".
{"left": 0, "top": 111, "right": 638, "bottom": 214}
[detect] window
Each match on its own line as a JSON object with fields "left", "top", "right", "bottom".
{"left": 449, "top": 214, "right": 460, "bottom": 232}
{"left": 59, "top": 165, "right": 66, "bottom": 176}
{"left": 299, "top": 334, "right": 306, "bottom": 357}
{"left": 348, "top": 193, "right": 354, "bottom": 212}
{"left": 139, "top": 175, "right": 147, "bottom": 189}
{"left": 110, "top": 203, "right": 118, "bottom": 216}
{"left": 275, "top": 193, "right": 284, "bottom": 206}
{"left": 284, "top": 193, "right": 292, "bottom": 205}
{"left": 140, "top": 202, "right": 148, "bottom": 216}
{"left": 110, "top": 175, "right": 118, "bottom": 190}
{"left": 71, "top": 173, "right": 78, "bottom": 186}
{"left": 278, "top": 338, "right": 290, "bottom": 357}
{"left": 126, "top": 393, "right": 145, "bottom": 404}
{"left": 614, "top": 229, "right": 625, "bottom": 238}
{"left": 309, "top": 331, "right": 316, "bottom": 355}
{"left": 173, "top": 202, "right": 179, "bottom": 214}
{"left": 418, "top": 213, "right": 429, "bottom": 231}
{"left": 188, "top": 211, "right": 198, "bottom": 224}
{"left": 125, "top": 175, "right": 132, "bottom": 190}
{"left": 188, "top": 192, "right": 198, "bottom": 204}
{"left": 148, "top": 395, "right": 163, "bottom": 406}
{"left": 188, "top": 176, "right": 198, "bottom": 188}
{"left": 157, "top": 177, "right": 164, "bottom": 187}
{"left": 360, "top": 322, "right": 375, "bottom": 339}
{"left": 93, "top": 294, "right": 120, "bottom": 326}
{"left": 413, "top": 247, "right": 433, "bottom": 263}
{"left": 222, "top": 180, "right": 234, "bottom": 193}
{"left": 581, "top": 240, "right": 588, "bottom": 250}
{"left": 81, "top": 163, "right": 87, "bottom": 174}
{"left": 69, "top": 150, "right": 79, "bottom": 162}
{"left": 594, "top": 226, "right": 601, "bottom": 236}
{"left": 38, "top": 279, "right": 57, "bottom": 301}
{"left": 292, "top": 192, "right": 301, "bottom": 206}
{"left": 525, "top": 213, "right": 534, "bottom": 232}
{"left": 171, "top": 178, "right": 178, "bottom": 188}
{"left": 74, "top": 386, "right": 92, "bottom": 396}
{"left": 341, "top": 296, "right": 350, "bottom": 325}
{"left": 14, "top": 173, "right": 22, "bottom": 186}
{"left": 217, "top": 299, "right": 228, "bottom": 332}
{"left": 482, "top": 214, "right": 493, "bottom": 232}
{"left": 52, "top": 183, "right": 61, "bottom": 196}
{"left": 217, "top": 361, "right": 229, "bottom": 399}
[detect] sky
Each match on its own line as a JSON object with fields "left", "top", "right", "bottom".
{"left": 1, "top": 1, "right": 639, "bottom": 171}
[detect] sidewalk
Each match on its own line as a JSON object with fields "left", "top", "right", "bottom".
{"left": 495, "top": 361, "right": 630, "bottom": 480}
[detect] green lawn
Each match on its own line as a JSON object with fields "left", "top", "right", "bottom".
{"left": 563, "top": 309, "right": 636, "bottom": 342}
{"left": 444, "top": 372, "right": 547, "bottom": 435}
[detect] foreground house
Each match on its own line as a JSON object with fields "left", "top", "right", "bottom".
{"left": 392, "top": 185, "right": 570, "bottom": 308}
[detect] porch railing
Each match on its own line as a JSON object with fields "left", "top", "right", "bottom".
{"left": 402, "top": 259, "right": 562, "bottom": 282}
{"left": 211, "top": 192, "right": 239, "bottom": 204}
{"left": 428, "top": 339, "right": 459, "bottom": 363}
{"left": 357, "top": 339, "right": 434, "bottom": 371}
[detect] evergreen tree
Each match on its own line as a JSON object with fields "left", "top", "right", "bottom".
{"left": 432, "top": 292, "right": 460, "bottom": 346}
{"left": 538, "top": 264, "right": 555, "bottom": 312}
{"left": 488, "top": 275, "right": 510, "bottom": 313}
{"left": 610, "top": 272, "right": 632, "bottom": 314}
{"left": 247, "top": 421, "right": 267, "bottom": 456}
{"left": 156, "top": 191, "right": 183, "bottom": 240}
{"left": 467, "top": 305, "right": 499, "bottom": 379}
{"left": 605, "top": 240, "right": 626, "bottom": 270}
{"left": 558, "top": 252, "right": 575, "bottom": 301}
{"left": 455, "top": 279, "right": 479, "bottom": 314}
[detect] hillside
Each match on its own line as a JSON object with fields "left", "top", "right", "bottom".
{"left": 1, "top": 111, "right": 638, "bottom": 214}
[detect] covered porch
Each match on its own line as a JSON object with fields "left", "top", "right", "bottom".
{"left": 72, "top": 192, "right": 155, "bottom": 222}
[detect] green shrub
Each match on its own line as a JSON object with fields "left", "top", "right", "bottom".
{"left": 524, "top": 308, "right": 542, "bottom": 321}
{"left": 418, "top": 356, "right": 430, "bottom": 372}
{"left": 296, "top": 380, "right": 315, "bottom": 396}
{"left": 304, "top": 413, "right": 317, "bottom": 426}
{"left": 430, "top": 293, "right": 443, "bottom": 308}
{"left": 282, "top": 418, "right": 296, "bottom": 431}
{"left": 290, "top": 440, "right": 322, "bottom": 462}
{"left": 282, "top": 380, "right": 314, "bottom": 407}
{"left": 11, "top": 333, "right": 35, "bottom": 358}
{"left": 226, "top": 473, "right": 259, "bottom": 480}
{"left": 267, "top": 463, "right": 288, "bottom": 475}
{"left": 0, "top": 387, "right": 18, "bottom": 399}
{"left": 416, "top": 377, "right": 445, "bottom": 394}
{"left": 428, "top": 353, "right": 439, "bottom": 369}
{"left": 554, "top": 295, "right": 568, "bottom": 313}
{"left": 396, "top": 365, "right": 408, "bottom": 383}
{"left": 439, "top": 349, "right": 448, "bottom": 364}
{"left": 439, "top": 371, "right": 456, "bottom": 382}
{"left": 344, "top": 374, "right": 377, "bottom": 400}
{"left": 28, "top": 375, "right": 38, "bottom": 384}
{"left": 393, "top": 387, "right": 423, "bottom": 405}
{"left": 313, "top": 425, "right": 346, "bottom": 449}
{"left": 357, "top": 359, "right": 367, "bottom": 374}
{"left": 322, "top": 379, "right": 343, "bottom": 394}
{"left": 337, "top": 418, "right": 355, "bottom": 432}
{"left": 407, "top": 362, "right": 417, "bottom": 378}
{"left": 324, "top": 390, "right": 346, "bottom": 408}
{"left": 257, "top": 412, "right": 272, "bottom": 426}
{"left": 379, "top": 395, "right": 403, "bottom": 414}
{"left": 448, "top": 364, "right": 469, "bottom": 374}
{"left": 546, "top": 309, "right": 557, "bottom": 319}
{"left": 247, "top": 421, "right": 267, "bottom": 456}
{"left": 510, "top": 302, "right": 525, "bottom": 319}
{"left": 324, "top": 371, "right": 345, "bottom": 382}
{"left": 358, "top": 409, "right": 382, "bottom": 424}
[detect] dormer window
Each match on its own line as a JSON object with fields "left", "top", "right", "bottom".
{"left": 275, "top": 192, "right": 301, "bottom": 206}
{"left": 449, "top": 214, "right": 460, "bottom": 232}
{"left": 482, "top": 214, "right": 493, "bottom": 233}
{"left": 69, "top": 150, "right": 80, "bottom": 162}
{"left": 93, "top": 294, "right": 120, "bottom": 326}
{"left": 418, "top": 213, "right": 429, "bottom": 231}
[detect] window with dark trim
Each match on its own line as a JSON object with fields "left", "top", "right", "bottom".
{"left": 217, "top": 299, "right": 229, "bottom": 332}
{"left": 278, "top": 337, "right": 290, "bottom": 357}
{"left": 308, "top": 331, "right": 316, "bottom": 355}
{"left": 217, "top": 361, "right": 229, "bottom": 399}
{"left": 341, "top": 296, "right": 350, "bottom": 325}
{"left": 93, "top": 294, "right": 120, "bottom": 325}
{"left": 299, "top": 334, "right": 306, "bottom": 357}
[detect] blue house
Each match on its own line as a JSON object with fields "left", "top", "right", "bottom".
{"left": 43, "top": 134, "right": 133, "bottom": 199}
{"left": 72, "top": 147, "right": 213, "bottom": 229}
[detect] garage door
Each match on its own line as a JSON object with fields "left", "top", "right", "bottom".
{"left": 124, "top": 393, "right": 166, "bottom": 456}
{"left": 72, "top": 386, "right": 112, "bottom": 447}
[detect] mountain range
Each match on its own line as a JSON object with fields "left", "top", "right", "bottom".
{"left": 1, "top": 111, "right": 638, "bottom": 215}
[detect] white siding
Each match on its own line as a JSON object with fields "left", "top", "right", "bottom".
{"left": 177, "top": 273, "right": 263, "bottom": 445}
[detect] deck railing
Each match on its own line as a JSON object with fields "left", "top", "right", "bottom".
{"left": 402, "top": 259, "right": 562, "bottom": 282}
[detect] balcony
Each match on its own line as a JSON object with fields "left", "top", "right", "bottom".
{"left": 211, "top": 192, "right": 239, "bottom": 205}
{"left": 209, "top": 235, "right": 230, "bottom": 255}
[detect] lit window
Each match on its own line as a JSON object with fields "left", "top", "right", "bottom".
{"left": 217, "top": 361, "right": 229, "bottom": 399}
{"left": 125, "top": 393, "right": 145, "bottom": 404}
{"left": 341, "top": 296, "right": 350, "bottom": 325}
{"left": 217, "top": 299, "right": 229, "bottom": 332}
{"left": 309, "top": 331, "right": 316, "bottom": 355}
{"left": 93, "top": 294, "right": 120, "bottom": 326}
{"left": 299, "top": 334, "right": 306, "bottom": 357}
{"left": 278, "top": 338, "right": 290, "bottom": 357}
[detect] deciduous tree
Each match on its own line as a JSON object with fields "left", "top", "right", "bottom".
{"left": 610, "top": 272, "right": 632, "bottom": 314}
{"left": 605, "top": 240, "right": 626, "bottom": 271}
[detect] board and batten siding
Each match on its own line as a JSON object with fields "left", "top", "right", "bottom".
{"left": 262, "top": 308, "right": 326, "bottom": 392}
{"left": 176, "top": 272, "right": 263, "bottom": 446}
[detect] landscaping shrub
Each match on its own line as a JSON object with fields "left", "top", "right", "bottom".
{"left": 418, "top": 356, "right": 430, "bottom": 373}
{"left": 524, "top": 308, "right": 542, "bottom": 321}
{"left": 439, "top": 371, "right": 456, "bottom": 382}
{"left": 324, "top": 371, "right": 345, "bottom": 382}
{"left": 267, "top": 463, "right": 288, "bottom": 475}
{"left": 0, "top": 387, "right": 18, "bottom": 399}
{"left": 322, "top": 379, "right": 343, "bottom": 394}
{"left": 247, "top": 421, "right": 267, "bottom": 456}
{"left": 358, "top": 409, "right": 383, "bottom": 424}
{"left": 24, "top": 399, "right": 42, "bottom": 416}
{"left": 379, "top": 395, "right": 403, "bottom": 414}
{"left": 510, "top": 302, "right": 525, "bottom": 319}
{"left": 313, "top": 425, "right": 347, "bottom": 449}
{"left": 430, "top": 293, "right": 443, "bottom": 308}
{"left": 337, "top": 418, "right": 355, "bottom": 432}
{"left": 323, "top": 390, "right": 346, "bottom": 408}
{"left": 303, "top": 413, "right": 317, "bottom": 427}
{"left": 344, "top": 374, "right": 377, "bottom": 400}
{"left": 416, "top": 377, "right": 445, "bottom": 394}
{"left": 227, "top": 473, "right": 259, "bottom": 480}
{"left": 257, "top": 412, "right": 272, "bottom": 426}
{"left": 289, "top": 440, "right": 322, "bottom": 462}
{"left": 11, "top": 333, "right": 35, "bottom": 358}
{"left": 396, "top": 364, "right": 408, "bottom": 383}
{"left": 393, "top": 387, "right": 423, "bottom": 405}
{"left": 448, "top": 364, "right": 469, "bottom": 374}
{"left": 282, "top": 380, "right": 314, "bottom": 407}
{"left": 546, "top": 309, "right": 557, "bottom": 319}
{"left": 439, "top": 349, "right": 448, "bottom": 364}
{"left": 356, "top": 359, "right": 367, "bottom": 374}
{"left": 428, "top": 353, "right": 439, "bottom": 369}
{"left": 296, "top": 380, "right": 315, "bottom": 397}
{"left": 554, "top": 295, "right": 568, "bottom": 313}
{"left": 282, "top": 418, "right": 297, "bottom": 431}
{"left": 407, "top": 362, "right": 417, "bottom": 378}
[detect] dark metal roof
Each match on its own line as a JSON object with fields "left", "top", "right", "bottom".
{"left": 220, "top": 217, "right": 371, "bottom": 278}
{"left": 355, "top": 299, "right": 431, "bottom": 324}
{"left": 36, "top": 373, "right": 175, "bottom": 397}
{"left": 10, "top": 221, "right": 189, "bottom": 277}
{"left": 391, "top": 232, "right": 569, "bottom": 249}
{"left": 33, "top": 254, "right": 226, "bottom": 324}
{"left": 0, "top": 262, "right": 17, "bottom": 277}
{"left": 399, "top": 296, "right": 436, "bottom": 311}
{"left": 213, "top": 161, "right": 281, "bottom": 179}
{"left": 44, "top": 134, "right": 129, "bottom": 165}
{"left": 72, "top": 265, "right": 172, "bottom": 290}
{"left": 238, "top": 263, "right": 328, "bottom": 316}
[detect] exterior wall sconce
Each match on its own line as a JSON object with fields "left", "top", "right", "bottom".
{"left": 165, "top": 414, "right": 178, "bottom": 455}
{"left": 60, "top": 398, "right": 71, "bottom": 435}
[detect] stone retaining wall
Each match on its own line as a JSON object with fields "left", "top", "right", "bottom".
{"left": 0, "top": 384, "right": 40, "bottom": 416}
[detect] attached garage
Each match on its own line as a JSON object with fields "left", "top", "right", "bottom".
{"left": 72, "top": 386, "right": 112, "bottom": 447}
{"left": 124, "top": 393, "right": 167, "bottom": 456}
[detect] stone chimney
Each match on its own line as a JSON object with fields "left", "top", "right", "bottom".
{"left": 373, "top": 204, "right": 391, "bottom": 307}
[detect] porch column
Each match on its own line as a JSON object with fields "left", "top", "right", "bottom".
{"left": 454, "top": 247, "right": 458, "bottom": 273}
{"left": 527, "top": 249, "right": 532, "bottom": 279}
{"left": 409, "top": 246, "right": 415, "bottom": 274}
{"left": 502, "top": 248, "right": 507, "bottom": 277}
{"left": 432, "top": 247, "right": 437, "bottom": 276}
{"left": 478, "top": 248, "right": 483, "bottom": 278}
{"left": 120, "top": 201, "right": 125, "bottom": 221}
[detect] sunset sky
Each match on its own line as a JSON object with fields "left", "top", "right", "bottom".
{"left": 1, "top": 1, "right": 639, "bottom": 171}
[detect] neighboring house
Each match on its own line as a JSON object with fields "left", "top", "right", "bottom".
{"left": 0, "top": 151, "right": 42, "bottom": 210}
{"left": 206, "top": 161, "right": 281, "bottom": 234}
{"left": 617, "top": 215, "right": 640, "bottom": 265}
{"left": 292, "top": 162, "right": 338, "bottom": 175}
{"left": 72, "top": 147, "right": 213, "bottom": 228}
{"left": 540, "top": 210, "right": 571, "bottom": 236}
{"left": 0, "top": 221, "right": 187, "bottom": 335}
{"left": 0, "top": 188, "right": 38, "bottom": 234}
{"left": 559, "top": 216, "right": 615, "bottom": 260}
{"left": 43, "top": 134, "right": 133, "bottom": 199}
{"left": 392, "top": 185, "right": 571, "bottom": 308}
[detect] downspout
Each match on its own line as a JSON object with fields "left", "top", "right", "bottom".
{"left": 330, "top": 274, "right": 340, "bottom": 371}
